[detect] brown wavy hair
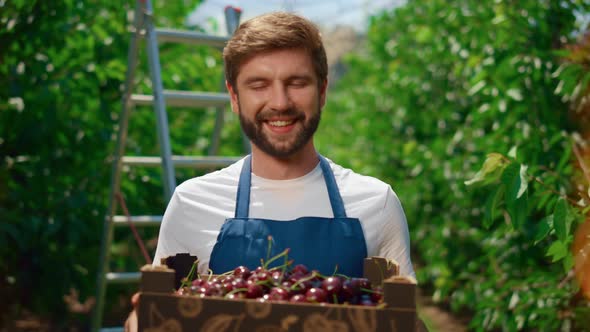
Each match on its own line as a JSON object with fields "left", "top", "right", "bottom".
{"left": 223, "top": 12, "right": 328, "bottom": 90}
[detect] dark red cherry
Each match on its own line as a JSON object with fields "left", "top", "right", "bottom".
{"left": 289, "top": 294, "right": 307, "bottom": 303}
{"left": 268, "top": 287, "right": 290, "bottom": 301}
{"left": 305, "top": 287, "right": 327, "bottom": 303}
{"left": 233, "top": 266, "right": 252, "bottom": 279}
{"left": 293, "top": 264, "right": 309, "bottom": 275}
{"left": 246, "top": 283, "right": 264, "bottom": 299}
{"left": 322, "top": 276, "right": 343, "bottom": 296}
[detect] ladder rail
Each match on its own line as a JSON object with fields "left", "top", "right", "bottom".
{"left": 92, "top": 2, "right": 145, "bottom": 331}
{"left": 93, "top": 4, "right": 243, "bottom": 331}
{"left": 143, "top": 2, "right": 176, "bottom": 200}
{"left": 155, "top": 28, "right": 228, "bottom": 48}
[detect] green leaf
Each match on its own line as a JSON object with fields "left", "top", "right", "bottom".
{"left": 507, "top": 146, "right": 517, "bottom": 159}
{"left": 546, "top": 240, "right": 568, "bottom": 262}
{"left": 484, "top": 185, "right": 504, "bottom": 228}
{"left": 534, "top": 215, "right": 554, "bottom": 245}
{"left": 554, "top": 198, "right": 568, "bottom": 242}
{"left": 508, "top": 195, "right": 528, "bottom": 229}
{"left": 562, "top": 254, "right": 574, "bottom": 272}
{"left": 501, "top": 163, "right": 517, "bottom": 199}
{"left": 465, "top": 153, "right": 508, "bottom": 186}
{"left": 517, "top": 164, "right": 529, "bottom": 199}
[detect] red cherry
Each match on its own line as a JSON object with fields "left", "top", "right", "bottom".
{"left": 341, "top": 279, "right": 361, "bottom": 301}
{"left": 289, "top": 294, "right": 308, "bottom": 303}
{"left": 231, "top": 277, "right": 247, "bottom": 290}
{"left": 293, "top": 264, "right": 309, "bottom": 275}
{"left": 356, "top": 278, "right": 372, "bottom": 290}
{"left": 305, "top": 287, "right": 327, "bottom": 303}
{"left": 192, "top": 278, "right": 205, "bottom": 287}
{"left": 321, "top": 277, "right": 343, "bottom": 297}
{"left": 246, "top": 283, "right": 264, "bottom": 299}
{"left": 226, "top": 292, "right": 245, "bottom": 299}
{"left": 268, "top": 287, "right": 290, "bottom": 301}
{"left": 233, "top": 266, "right": 252, "bottom": 279}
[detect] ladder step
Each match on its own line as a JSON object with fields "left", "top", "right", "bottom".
{"left": 105, "top": 272, "right": 140, "bottom": 284}
{"left": 155, "top": 28, "right": 228, "bottom": 48}
{"left": 130, "top": 90, "right": 230, "bottom": 108}
{"left": 122, "top": 155, "right": 241, "bottom": 168}
{"left": 112, "top": 215, "right": 162, "bottom": 227}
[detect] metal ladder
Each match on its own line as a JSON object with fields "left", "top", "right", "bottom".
{"left": 92, "top": 2, "right": 244, "bottom": 331}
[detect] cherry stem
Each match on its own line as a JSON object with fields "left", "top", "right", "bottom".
{"left": 331, "top": 264, "right": 339, "bottom": 276}
{"left": 266, "top": 235, "right": 273, "bottom": 264}
{"left": 219, "top": 270, "right": 235, "bottom": 276}
{"left": 290, "top": 271, "right": 318, "bottom": 291}
{"left": 263, "top": 248, "right": 290, "bottom": 270}
{"left": 361, "top": 287, "right": 382, "bottom": 294}
{"left": 179, "top": 259, "right": 199, "bottom": 290}
{"left": 225, "top": 288, "right": 248, "bottom": 297}
{"left": 207, "top": 269, "right": 214, "bottom": 281}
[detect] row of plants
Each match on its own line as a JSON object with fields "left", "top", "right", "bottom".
{"left": 0, "top": 0, "right": 246, "bottom": 328}
{"left": 317, "top": 0, "right": 590, "bottom": 330}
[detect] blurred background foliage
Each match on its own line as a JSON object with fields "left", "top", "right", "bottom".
{"left": 1, "top": 0, "right": 590, "bottom": 330}
{"left": 318, "top": 0, "right": 590, "bottom": 330}
{"left": 0, "top": 0, "right": 243, "bottom": 328}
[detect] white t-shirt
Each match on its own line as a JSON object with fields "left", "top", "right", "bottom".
{"left": 154, "top": 157, "right": 416, "bottom": 278}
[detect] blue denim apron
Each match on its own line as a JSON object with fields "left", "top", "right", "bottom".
{"left": 208, "top": 155, "right": 368, "bottom": 277}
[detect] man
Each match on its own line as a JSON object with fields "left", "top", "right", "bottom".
{"left": 125, "top": 11, "right": 417, "bottom": 331}
{"left": 153, "top": 11, "right": 415, "bottom": 279}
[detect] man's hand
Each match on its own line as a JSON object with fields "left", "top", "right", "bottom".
{"left": 124, "top": 292, "right": 140, "bottom": 332}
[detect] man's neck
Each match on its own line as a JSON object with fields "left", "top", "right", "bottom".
{"left": 250, "top": 144, "right": 319, "bottom": 180}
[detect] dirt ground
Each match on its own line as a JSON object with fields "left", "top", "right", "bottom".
{"left": 417, "top": 291, "right": 469, "bottom": 332}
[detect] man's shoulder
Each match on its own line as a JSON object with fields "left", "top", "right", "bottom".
{"left": 327, "top": 158, "right": 391, "bottom": 192}
{"left": 176, "top": 157, "right": 244, "bottom": 194}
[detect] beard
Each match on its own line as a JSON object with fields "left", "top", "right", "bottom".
{"left": 238, "top": 102, "right": 322, "bottom": 159}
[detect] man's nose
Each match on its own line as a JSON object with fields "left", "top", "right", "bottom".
{"left": 268, "top": 84, "right": 290, "bottom": 111}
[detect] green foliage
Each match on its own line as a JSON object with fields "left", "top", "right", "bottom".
{"left": 0, "top": 0, "right": 242, "bottom": 327}
{"left": 318, "top": 0, "right": 590, "bottom": 330}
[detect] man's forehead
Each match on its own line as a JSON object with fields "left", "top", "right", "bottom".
{"left": 236, "top": 49, "right": 315, "bottom": 76}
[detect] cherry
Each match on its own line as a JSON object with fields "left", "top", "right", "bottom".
{"left": 191, "top": 278, "right": 205, "bottom": 287}
{"left": 305, "top": 287, "right": 327, "bottom": 303}
{"left": 271, "top": 270, "right": 284, "bottom": 284}
{"left": 289, "top": 294, "right": 307, "bottom": 303}
{"left": 341, "top": 279, "right": 361, "bottom": 299}
{"left": 355, "top": 278, "right": 372, "bottom": 291}
{"left": 322, "top": 276, "right": 343, "bottom": 299}
{"left": 268, "top": 287, "right": 290, "bottom": 301}
{"left": 293, "top": 264, "right": 309, "bottom": 275}
{"left": 246, "top": 283, "right": 264, "bottom": 299}
{"left": 233, "top": 266, "right": 252, "bottom": 279}
{"left": 202, "top": 281, "right": 224, "bottom": 297}
{"left": 226, "top": 292, "right": 245, "bottom": 299}
{"left": 231, "top": 277, "right": 247, "bottom": 290}
{"left": 222, "top": 281, "right": 234, "bottom": 293}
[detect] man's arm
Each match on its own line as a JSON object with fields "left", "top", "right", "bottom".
{"left": 378, "top": 187, "right": 416, "bottom": 279}
{"left": 124, "top": 292, "right": 139, "bottom": 332}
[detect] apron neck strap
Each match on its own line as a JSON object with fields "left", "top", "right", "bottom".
{"left": 234, "top": 154, "right": 347, "bottom": 218}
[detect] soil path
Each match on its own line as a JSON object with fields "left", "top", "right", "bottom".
{"left": 417, "top": 292, "right": 469, "bottom": 332}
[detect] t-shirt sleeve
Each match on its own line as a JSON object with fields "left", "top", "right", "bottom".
{"left": 377, "top": 187, "right": 416, "bottom": 280}
{"left": 153, "top": 190, "right": 188, "bottom": 266}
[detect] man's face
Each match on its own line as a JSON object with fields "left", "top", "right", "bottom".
{"left": 227, "top": 48, "right": 327, "bottom": 158}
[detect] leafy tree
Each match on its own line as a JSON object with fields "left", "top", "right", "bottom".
{"left": 318, "top": 0, "right": 590, "bottom": 330}
{"left": 0, "top": 0, "right": 240, "bottom": 327}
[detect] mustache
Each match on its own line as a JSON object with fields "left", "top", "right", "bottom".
{"left": 255, "top": 108, "right": 305, "bottom": 122}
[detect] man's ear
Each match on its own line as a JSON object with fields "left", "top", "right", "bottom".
{"left": 319, "top": 79, "right": 328, "bottom": 108}
{"left": 226, "top": 80, "right": 239, "bottom": 115}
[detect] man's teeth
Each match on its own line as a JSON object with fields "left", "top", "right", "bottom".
{"left": 268, "top": 120, "right": 294, "bottom": 127}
